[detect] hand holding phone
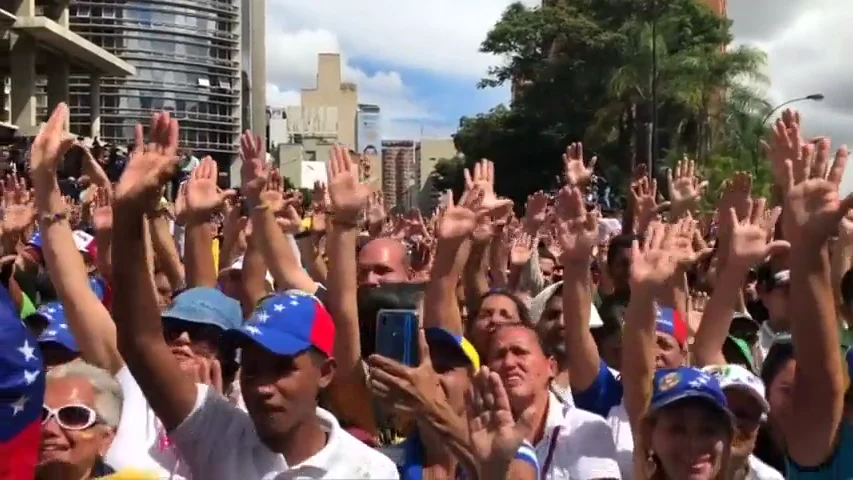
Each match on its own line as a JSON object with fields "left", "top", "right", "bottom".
{"left": 374, "top": 309, "right": 419, "bottom": 367}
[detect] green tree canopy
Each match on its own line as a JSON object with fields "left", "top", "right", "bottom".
{"left": 455, "top": 0, "right": 770, "bottom": 206}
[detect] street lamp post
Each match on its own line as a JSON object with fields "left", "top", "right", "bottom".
{"left": 754, "top": 93, "right": 824, "bottom": 174}
{"left": 649, "top": 0, "right": 658, "bottom": 174}
{"left": 760, "top": 93, "right": 824, "bottom": 126}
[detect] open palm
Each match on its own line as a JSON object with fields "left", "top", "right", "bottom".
{"left": 467, "top": 367, "right": 533, "bottom": 472}
{"left": 327, "top": 146, "right": 370, "bottom": 222}
{"left": 115, "top": 113, "right": 179, "bottom": 210}
{"left": 728, "top": 200, "right": 788, "bottom": 269}
{"left": 437, "top": 190, "right": 477, "bottom": 240}
{"left": 185, "top": 157, "right": 232, "bottom": 218}
{"left": 630, "top": 223, "right": 679, "bottom": 290}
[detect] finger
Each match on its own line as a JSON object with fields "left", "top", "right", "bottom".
{"left": 828, "top": 146, "right": 849, "bottom": 186}
{"left": 366, "top": 354, "right": 410, "bottom": 378}
{"left": 488, "top": 370, "right": 511, "bottom": 413}
{"left": 134, "top": 123, "right": 144, "bottom": 154}
{"left": 210, "top": 359, "right": 223, "bottom": 395}
{"left": 417, "top": 329, "right": 431, "bottom": 367}
{"left": 766, "top": 240, "right": 791, "bottom": 256}
{"left": 750, "top": 197, "right": 766, "bottom": 225}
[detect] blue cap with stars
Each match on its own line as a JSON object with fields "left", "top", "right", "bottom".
{"left": 0, "top": 283, "right": 45, "bottom": 478}
{"left": 226, "top": 290, "right": 335, "bottom": 357}
{"left": 650, "top": 367, "right": 730, "bottom": 416}
{"left": 33, "top": 302, "right": 78, "bottom": 353}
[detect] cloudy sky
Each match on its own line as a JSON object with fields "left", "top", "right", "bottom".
{"left": 265, "top": 1, "right": 851, "bottom": 172}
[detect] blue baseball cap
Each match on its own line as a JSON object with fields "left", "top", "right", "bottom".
{"left": 424, "top": 328, "right": 480, "bottom": 370}
{"left": 32, "top": 302, "right": 78, "bottom": 353}
{"left": 650, "top": 367, "right": 730, "bottom": 416}
{"left": 162, "top": 287, "right": 242, "bottom": 331}
{"left": 225, "top": 290, "right": 335, "bottom": 357}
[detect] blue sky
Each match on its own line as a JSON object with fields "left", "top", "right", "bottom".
{"left": 264, "top": 0, "right": 532, "bottom": 140}
{"left": 265, "top": 0, "right": 853, "bottom": 184}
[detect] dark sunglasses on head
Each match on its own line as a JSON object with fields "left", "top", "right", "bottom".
{"left": 42, "top": 404, "right": 99, "bottom": 430}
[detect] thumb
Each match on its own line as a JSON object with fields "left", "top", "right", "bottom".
{"left": 839, "top": 193, "right": 853, "bottom": 214}
{"left": 417, "top": 328, "right": 431, "bottom": 368}
{"left": 766, "top": 240, "right": 791, "bottom": 256}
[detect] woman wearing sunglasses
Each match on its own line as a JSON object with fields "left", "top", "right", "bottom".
{"left": 37, "top": 360, "right": 123, "bottom": 479}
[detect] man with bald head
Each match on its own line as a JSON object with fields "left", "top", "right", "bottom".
{"left": 357, "top": 238, "right": 409, "bottom": 286}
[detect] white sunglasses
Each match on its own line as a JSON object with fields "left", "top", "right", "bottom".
{"left": 42, "top": 404, "right": 99, "bottom": 431}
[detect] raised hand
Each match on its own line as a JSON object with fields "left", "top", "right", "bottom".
{"left": 185, "top": 157, "right": 235, "bottom": 221}
{"left": 326, "top": 146, "right": 370, "bottom": 224}
{"left": 522, "top": 191, "right": 548, "bottom": 230}
{"left": 762, "top": 109, "right": 803, "bottom": 193}
{"left": 259, "top": 169, "right": 286, "bottom": 214}
{"left": 555, "top": 185, "right": 598, "bottom": 263}
{"left": 366, "top": 191, "right": 386, "bottom": 227}
{"left": 466, "top": 366, "right": 535, "bottom": 474}
{"left": 29, "top": 103, "right": 76, "bottom": 181}
{"left": 464, "top": 159, "right": 508, "bottom": 211}
{"left": 727, "top": 197, "right": 789, "bottom": 270}
{"left": 239, "top": 131, "right": 268, "bottom": 199}
{"left": 563, "top": 142, "right": 597, "bottom": 187}
{"left": 667, "top": 156, "right": 707, "bottom": 213}
{"left": 0, "top": 175, "right": 34, "bottom": 234}
{"left": 366, "top": 329, "right": 442, "bottom": 414}
{"left": 630, "top": 222, "right": 679, "bottom": 292}
{"left": 91, "top": 186, "right": 113, "bottom": 232}
{"left": 114, "top": 112, "right": 180, "bottom": 212}
{"left": 509, "top": 230, "right": 535, "bottom": 266}
{"left": 784, "top": 138, "right": 853, "bottom": 244}
{"left": 437, "top": 189, "right": 481, "bottom": 240}
{"left": 632, "top": 176, "right": 669, "bottom": 232}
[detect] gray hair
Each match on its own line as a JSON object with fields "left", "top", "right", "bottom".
{"left": 47, "top": 359, "right": 123, "bottom": 428}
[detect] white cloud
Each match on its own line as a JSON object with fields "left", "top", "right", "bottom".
{"left": 263, "top": 0, "right": 538, "bottom": 141}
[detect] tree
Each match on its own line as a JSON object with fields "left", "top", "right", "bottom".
{"left": 455, "top": 0, "right": 769, "bottom": 203}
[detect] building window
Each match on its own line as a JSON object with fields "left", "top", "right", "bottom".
{"left": 77, "top": 6, "right": 90, "bottom": 17}
{"left": 304, "top": 151, "right": 317, "bottom": 162}
{"left": 103, "top": 7, "right": 116, "bottom": 18}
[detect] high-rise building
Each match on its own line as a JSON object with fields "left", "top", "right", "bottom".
{"left": 0, "top": 0, "right": 134, "bottom": 137}
{"left": 381, "top": 140, "right": 417, "bottom": 210}
{"left": 301, "top": 53, "right": 357, "bottom": 149}
{"left": 67, "top": 0, "right": 247, "bottom": 165}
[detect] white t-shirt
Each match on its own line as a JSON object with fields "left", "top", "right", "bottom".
{"left": 169, "top": 384, "right": 400, "bottom": 479}
{"left": 105, "top": 366, "right": 194, "bottom": 479}
{"left": 747, "top": 454, "right": 784, "bottom": 480}
{"left": 535, "top": 392, "right": 622, "bottom": 479}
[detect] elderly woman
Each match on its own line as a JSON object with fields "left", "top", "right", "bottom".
{"left": 37, "top": 359, "right": 123, "bottom": 479}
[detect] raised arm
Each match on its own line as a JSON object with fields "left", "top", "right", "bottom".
{"left": 553, "top": 186, "right": 601, "bottom": 391}
{"left": 112, "top": 112, "right": 199, "bottom": 431}
{"left": 781, "top": 135, "right": 849, "bottom": 466}
{"left": 325, "top": 146, "right": 371, "bottom": 377}
{"left": 692, "top": 200, "right": 787, "bottom": 367}
{"left": 29, "top": 104, "right": 124, "bottom": 375}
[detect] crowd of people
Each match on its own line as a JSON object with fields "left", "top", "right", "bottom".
{"left": 1, "top": 101, "right": 852, "bottom": 479}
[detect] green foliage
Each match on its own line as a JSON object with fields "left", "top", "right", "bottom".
{"left": 430, "top": 156, "right": 466, "bottom": 193}
{"left": 455, "top": 0, "right": 771, "bottom": 205}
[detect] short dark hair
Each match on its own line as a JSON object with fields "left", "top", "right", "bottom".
{"left": 607, "top": 234, "right": 637, "bottom": 266}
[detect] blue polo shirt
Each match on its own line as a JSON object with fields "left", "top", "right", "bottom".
{"left": 572, "top": 360, "right": 624, "bottom": 418}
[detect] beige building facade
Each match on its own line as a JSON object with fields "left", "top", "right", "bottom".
{"left": 0, "top": 0, "right": 134, "bottom": 137}
{"left": 301, "top": 53, "right": 357, "bottom": 149}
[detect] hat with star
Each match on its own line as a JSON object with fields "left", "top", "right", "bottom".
{"left": 31, "top": 302, "right": 78, "bottom": 353}
{"left": 649, "top": 367, "right": 730, "bottom": 417}
{"left": 0, "top": 284, "right": 45, "bottom": 479}
{"left": 226, "top": 290, "right": 335, "bottom": 357}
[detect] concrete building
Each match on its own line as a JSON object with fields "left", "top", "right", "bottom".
{"left": 417, "top": 138, "right": 457, "bottom": 186}
{"left": 381, "top": 140, "right": 417, "bottom": 211}
{"left": 0, "top": 0, "right": 134, "bottom": 137}
{"left": 301, "top": 53, "right": 357, "bottom": 149}
{"left": 67, "top": 0, "right": 251, "bottom": 169}
{"left": 356, "top": 103, "right": 381, "bottom": 188}
{"left": 275, "top": 105, "right": 337, "bottom": 188}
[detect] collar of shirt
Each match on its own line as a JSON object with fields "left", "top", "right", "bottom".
{"left": 285, "top": 407, "right": 342, "bottom": 474}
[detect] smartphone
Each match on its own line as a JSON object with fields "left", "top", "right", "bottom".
{"left": 375, "top": 309, "right": 419, "bottom": 367}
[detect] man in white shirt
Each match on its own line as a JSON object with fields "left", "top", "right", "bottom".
{"left": 485, "top": 324, "right": 621, "bottom": 479}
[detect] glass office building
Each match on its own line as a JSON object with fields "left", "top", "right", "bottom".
{"left": 68, "top": 0, "right": 241, "bottom": 160}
